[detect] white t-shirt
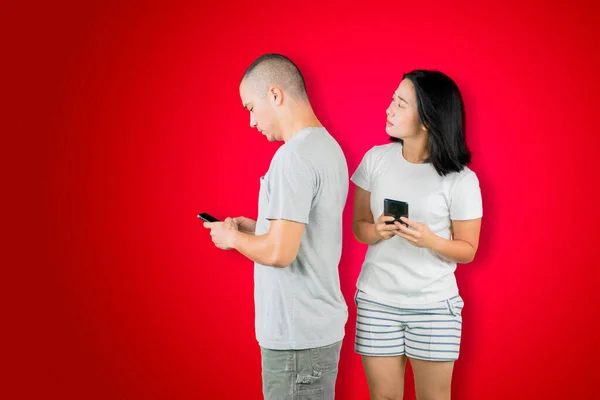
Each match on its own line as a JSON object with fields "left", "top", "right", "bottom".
{"left": 254, "top": 127, "right": 349, "bottom": 350}
{"left": 351, "top": 142, "right": 483, "bottom": 305}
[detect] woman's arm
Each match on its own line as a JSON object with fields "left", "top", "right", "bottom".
{"left": 394, "top": 217, "right": 481, "bottom": 263}
{"left": 352, "top": 186, "right": 399, "bottom": 245}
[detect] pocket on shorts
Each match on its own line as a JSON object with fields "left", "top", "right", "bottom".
{"left": 445, "top": 295, "right": 464, "bottom": 317}
{"left": 298, "top": 387, "right": 323, "bottom": 400}
{"left": 261, "top": 347, "right": 294, "bottom": 373}
{"left": 309, "top": 341, "right": 341, "bottom": 373}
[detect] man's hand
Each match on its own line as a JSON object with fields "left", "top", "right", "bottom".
{"left": 204, "top": 217, "right": 238, "bottom": 250}
{"left": 233, "top": 216, "right": 257, "bottom": 235}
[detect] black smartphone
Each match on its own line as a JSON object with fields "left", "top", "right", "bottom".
{"left": 197, "top": 213, "right": 220, "bottom": 223}
{"left": 383, "top": 198, "right": 409, "bottom": 227}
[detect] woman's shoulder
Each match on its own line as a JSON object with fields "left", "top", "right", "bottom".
{"left": 456, "top": 166, "right": 479, "bottom": 181}
{"left": 443, "top": 165, "right": 481, "bottom": 194}
{"left": 362, "top": 142, "right": 399, "bottom": 161}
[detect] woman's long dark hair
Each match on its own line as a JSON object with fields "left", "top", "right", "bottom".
{"left": 390, "top": 70, "right": 471, "bottom": 176}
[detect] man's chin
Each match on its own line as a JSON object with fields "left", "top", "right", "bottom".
{"left": 259, "top": 131, "right": 277, "bottom": 142}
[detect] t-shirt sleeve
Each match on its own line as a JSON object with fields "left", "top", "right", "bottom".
{"left": 449, "top": 170, "right": 483, "bottom": 220}
{"left": 265, "top": 151, "right": 315, "bottom": 224}
{"left": 350, "top": 147, "right": 376, "bottom": 191}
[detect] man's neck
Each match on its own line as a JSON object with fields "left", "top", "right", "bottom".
{"left": 280, "top": 105, "right": 322, "bottom": 142}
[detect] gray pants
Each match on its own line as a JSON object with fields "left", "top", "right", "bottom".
{"left": 260, "top": 341, "right": 342, "bottom": 400}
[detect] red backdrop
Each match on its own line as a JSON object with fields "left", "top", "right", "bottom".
{"left": 6, "top": 0, "right": 600, "bottom": 398}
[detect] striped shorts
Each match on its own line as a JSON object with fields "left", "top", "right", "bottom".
{"left": 354, "top": 289, "right": 464, "bottom": 362}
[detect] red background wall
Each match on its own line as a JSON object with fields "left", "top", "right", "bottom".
{"left": 5, "top": 0, "right": 600, "bottom": 398}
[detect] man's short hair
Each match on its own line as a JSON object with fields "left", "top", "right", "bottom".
{"left": 241, "top": 53, "right": 308, "bottom": 100}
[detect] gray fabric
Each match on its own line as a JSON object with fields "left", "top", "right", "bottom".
{"left": 261, "top": 340, "right": 342, "bottom": 400}
{"left": 254, "top": 127, "right": 349, "bottom": 350}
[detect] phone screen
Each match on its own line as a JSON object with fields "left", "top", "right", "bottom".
{"left": 383, "top": 199, "right": 409, "bottom": 226}
{"left": 197, "top": 213, "right": 220, "bottom": 223}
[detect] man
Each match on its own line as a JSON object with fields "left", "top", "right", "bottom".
{"left": 203, "top": 53, "right": 348, "bottom": 399}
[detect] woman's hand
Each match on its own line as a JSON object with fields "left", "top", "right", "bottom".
{"left": 374, "top": 213, "right": 401, "bottom": 241}
{"left": 393, "top": 217, "right": 437, "bottom": 248}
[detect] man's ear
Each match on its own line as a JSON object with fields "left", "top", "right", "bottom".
{"left": 269, "top": 86, "right": 283, "bottom": 106}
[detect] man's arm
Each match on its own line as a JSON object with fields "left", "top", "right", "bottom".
{"left": 205, "top": 151, "right": 311, "bottom": 265}
{"left": 231, "top": 219, "right": 304, "bottom": 267}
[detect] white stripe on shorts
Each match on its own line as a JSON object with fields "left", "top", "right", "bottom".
{"left": 354, "top": 290, "right": 464, "bottom": 361}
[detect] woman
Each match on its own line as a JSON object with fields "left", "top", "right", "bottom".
{"left": 351, "top": 70, "right": 482, "bottom": 400}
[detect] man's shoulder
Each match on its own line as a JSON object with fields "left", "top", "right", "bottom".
{"left": 277, "top": 128, "right": 339, "bottom": 161}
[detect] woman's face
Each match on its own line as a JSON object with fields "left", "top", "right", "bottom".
{"left": 385, "top": 78, "right": 426, "bottom": 140}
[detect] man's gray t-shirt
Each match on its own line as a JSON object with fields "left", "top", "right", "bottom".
{"left": 254, "top": 127, "right": 349, "bottom": 350}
